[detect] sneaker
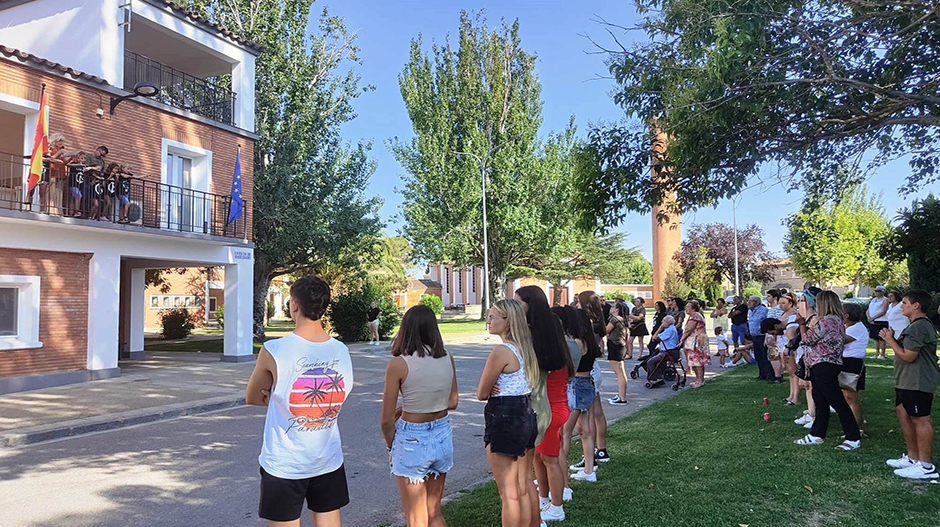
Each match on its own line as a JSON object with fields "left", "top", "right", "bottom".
{"left": 595, "top": 449, "right": 611, "bottom": 462}
{"left": 570, "top": 469, "right": 597, "bottom": 482}
{"left": 803, "top": 418, "right": 815, "bottom": 429}
{"left": 608, "top": 396, "right": 628, "bottom": 405}
{"left": 562, "top": 487, "right": 573, "bottom": 501}
{"left": 726, "top": 362, "right": 738, "bottom": 367}
{"left": 894, "top": 462, "right": 939, "bottom": 480}
{"left": 886, "top": 454, "right": 916, "bottom": 469}
{"left": 539, "top": 497, "right": 551, "bottom": 511}
{"left": 540, "top": 504, "right": 565, "bottom": 522}
{"left": 569, "top": 458, "right": 586, "bottom": 471}
{"left": 794, "top": 414, "right": 811, "bottom": 425}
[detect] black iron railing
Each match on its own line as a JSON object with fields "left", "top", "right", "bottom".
{"left": 0, "top": 158, "right": 248, "bottom": 239}
{"left": 123, "top": 50, "right": 236, "bottom": 126}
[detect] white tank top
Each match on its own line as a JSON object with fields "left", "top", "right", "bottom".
{"left": 258, "top": 333, "right": 354, "bottom": 479}
{"left": 494, "top": 343, "right": 531, "bottom": 397}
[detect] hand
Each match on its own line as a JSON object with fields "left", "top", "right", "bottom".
{"left": 795, "top": 314, "right": 806, "bottom": 326}
{"left": 394, "top": 406, "right": 403, "bottom": 420}
{"left": 260, "top": 389, "right": 271, "bottom": 405}
{"left": 880, "top": 327, "right": 895, "bottom": 343}
{"left": 490, "top": 384, "right": 501, "bottom": 397}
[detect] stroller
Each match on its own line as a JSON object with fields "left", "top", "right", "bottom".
{"left": 630, "top": 346, "right": 686, "bottom": 391}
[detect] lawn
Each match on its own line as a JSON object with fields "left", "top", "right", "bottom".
{"left": 437, "top": 318, "right": 487, "bottom": 335}
{"left": 144, "top": 322, "right": 290, "bottom": 353}
{"left": 442, "top": 349, "right": 939, "bottom": 527}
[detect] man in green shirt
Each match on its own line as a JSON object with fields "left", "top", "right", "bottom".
{"left": 881, "top": 289, "right": 939, "bottom": 480}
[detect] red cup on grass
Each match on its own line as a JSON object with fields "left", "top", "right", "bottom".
{"left": 763, "top": 397, "right": 769, "bottom": 405}
{"left": 763, "top": 412, "right": 771, "bottom": 422}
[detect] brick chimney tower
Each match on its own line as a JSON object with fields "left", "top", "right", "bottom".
{"left": 650, "top": 126, "right": 681, "bottom": 303}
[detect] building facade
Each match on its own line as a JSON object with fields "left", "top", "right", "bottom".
{"left": 0, "top": 0, "right": 259, "bottom": 394}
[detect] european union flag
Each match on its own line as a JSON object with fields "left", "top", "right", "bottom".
{"left": 227, "top": 148, "right": 243, "bottom": 226}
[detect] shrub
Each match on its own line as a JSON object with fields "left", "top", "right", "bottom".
{"left": 743, "top": 285, "right": 762, "bottom": 299}
{"left": 704, "top": 282, "right": 722, "bottom": 305}
{"left": 215, "top": 305, "right": 224, "bottom": 328}
{"left": 844, "top": 290, "right": 855, "bottom": 299}
{"left": 327, "top": 280, "right": 402, "bottom": 342}
{"left": 266, "top": 300, "right": 276, "bottom": 321}
{"left": 419, "top": 294, "right": 444, "bottom": 315}
{"left": 160, "top": 308, "right": 196, "bottom": 339}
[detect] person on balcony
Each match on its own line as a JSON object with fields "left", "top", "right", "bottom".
{"left": 117, "top": 164, "right": 135, "bottom": 224}
{"left": 69, "top": 145, "right": 107, "bottom": 218}
{"left": 36, "top": 133, "right": 74, "bottom": 214}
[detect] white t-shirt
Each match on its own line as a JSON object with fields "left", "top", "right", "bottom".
{"left": 886, "top": 302, "right": 910, "bottom": 334}
{"left": 867, "top": 296, "right": 888, "bottom": 322}
{"left": 259, "top": 333, "right": 354, "bottom": 479}
{"left": 785, "top": 314, "right": 803, "bottom": 361}
{"left": 843, "top": 322, "right": 869, "bottom": 359}
{"left": 715, "top": 333, "right": 729, "bottom": 351}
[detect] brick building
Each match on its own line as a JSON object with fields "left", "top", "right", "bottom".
{"left": 0, "top": 0, "right": 258, "bottom": 394}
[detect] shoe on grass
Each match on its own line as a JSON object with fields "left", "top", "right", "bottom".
{"left": 540, "top": 504, "right": 565, "bottom": 522}
{"left": 803, "top": 419, "right": 815, "bottom": 429}
{"left": 595, "top": 449, "right": 611, "bottom": 462}
{"left": 570, "top": 469, "right": 597, "bottom": 482}
{"left": 886, "top": 454, "right": 916, "bottom": 469}
{"left": 608, "top": 396, "right": 628, "bottom": 405}
{"left": 835, "top": 440, "right": 860, "bottom": 451}
{"left": 795, "top": 434, "right": 824, "bottom": 445}
{"left": 894, "top": 462, "right": 939, "bottom": 480}
{"left": 562, "top": 487, "right": 573, "bottom": 501}
{"left": 569, "top": 458, "right": 585, "bottom": 471}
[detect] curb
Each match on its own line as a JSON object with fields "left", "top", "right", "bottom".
{"left": 1, "top": 395, "right": 245, "bottom": 448}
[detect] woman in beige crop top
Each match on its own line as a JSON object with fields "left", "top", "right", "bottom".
{"left": 380, "top": 305, "right": 458, "bottom": 527}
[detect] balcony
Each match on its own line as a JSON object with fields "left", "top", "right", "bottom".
{"left": 123, "top": 51, "right": 236, "bottom": 126}
{"left": 0, "top": 158, "right": 248, "bottom": 239}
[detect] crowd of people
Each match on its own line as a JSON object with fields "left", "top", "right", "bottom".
{"left": 243, "top": 276, "right": 938, "bottom": 527}
{"left": 28, "top": 133, "right": 136, "bottom": 222}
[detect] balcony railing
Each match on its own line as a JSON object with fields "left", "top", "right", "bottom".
{"left": 0, "top": 158, "right": 248, "bottom": 239}
{"left": 123, "top": 50, "right": 236, "bottom": 126}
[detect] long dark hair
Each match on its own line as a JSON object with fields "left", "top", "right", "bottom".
{"left": 391, "top": 304, "right": 446, "bottom": 358}
{"left": 578, "top": 290, "right": 605, "bottom": 337}
{"left": 655, "top": 301, "right": 667, "bottom": 314}
{"left": 516, "top": 286, "right": 572, "bottom": 375}
{"left": 577, "top": 309, "right": 604, "bottom": 359}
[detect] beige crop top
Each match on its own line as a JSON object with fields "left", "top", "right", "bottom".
{"left": 400, "top": 352, "right": 455, "bottom": 413}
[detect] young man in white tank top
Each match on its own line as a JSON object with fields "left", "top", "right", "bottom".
{"left": 246, "top": 276, "right": 354, "bottom": 527}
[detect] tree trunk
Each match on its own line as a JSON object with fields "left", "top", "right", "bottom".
{"left": 253, "top": 254, "right": 273, "bottom": 340}
{"left": 551, "top": 280, "right": 563, "bottom": 306}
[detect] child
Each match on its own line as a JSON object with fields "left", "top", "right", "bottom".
{"left": 714, "top": 326, "right": 730, "bottom": 367}
{"left": 727, "top": 334, "right": 753, "bottom": 367}
{"left": 246, "top": 276, "right": 354, "bottom": 526}
{"left": 762, "top": 318, "right": 783, "bottom": 384}
{"left": 881, "top": 289, "right": 939, "bottom": 480}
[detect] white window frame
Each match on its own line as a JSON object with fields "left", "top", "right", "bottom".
{"left": 0, "top": 275, "right": 42, "bottom": 350}
{"left": 160, "top": 138, "right": 213, "bottom": 232}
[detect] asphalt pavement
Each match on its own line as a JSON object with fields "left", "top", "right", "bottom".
{"left": 0, "top": 341, "right": 719, "bottom": 527}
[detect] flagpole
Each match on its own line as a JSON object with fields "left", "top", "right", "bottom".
{"left": 26, "top": 83, "right": 47, "bottom": 208}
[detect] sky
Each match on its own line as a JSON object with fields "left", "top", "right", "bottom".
{"left": 315, "top": 0, "right": 936, "bottom": 261}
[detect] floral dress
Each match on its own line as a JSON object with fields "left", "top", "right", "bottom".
{"left": 683, "top": 311, "right": 710, "bottom": 367}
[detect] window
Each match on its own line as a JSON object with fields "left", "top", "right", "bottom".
{"left": 0, "top": 275, "right": 42, "bottom": 350}
{"left": 471, "top": 270, "right": 477, "bottom": 293}
{"left": 150, "top": 296, "right": 160, "bottom": 308}
{"left": 208, "top": 297, "right": 217, "bottom": 312}
{"left": 149, "top": 295, "right": 202, "bottom": 309}
{"left": 161, "top": 138, "right": 212, "bottom": 233}
{"left": 457, "top": 270, "right": 463, "bottom": 294}
{"left": 444, "top": 267, "right": 450, "bottom": 293}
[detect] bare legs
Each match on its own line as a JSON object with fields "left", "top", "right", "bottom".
{"left": 691, "top": 365, "right": 705, "bottom": 387}
{"left": 785, "top": 354, "right": 800, "bottom": 404}
{"left": 609, "top": 360, "right": 627, "bottom": 401}
{"left": 770, "top": 358, "right": 782, "bottom": 380}
{"left": 395, "top": 474, "right": 447, "bottom": 527}
{"left": 898, "top": 406, "right": 934, "bottom": 464}
{"left": 369, "top": 323, "right": 379, "bottom": 344}
{"left": 267, "top": 510, "right": 341, "bottom": 527}
{"left": 488, "top": 446, "right": 529, "bottom": 527}
{"left": 842, "top": 389, "right": 863, "bottom": 431}
{"left": 523, "top": 448, "right": 538, "bottom": 527}
{"left": 592, "top": 396, "right": 607, "bottom": 452}
{"left": 534, "top": 450, "right": 564, "bottom": 507}
{"left": 577, "top": 406, "right": 596, "bottom": 475}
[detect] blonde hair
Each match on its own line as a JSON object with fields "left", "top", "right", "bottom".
{"left": 493, "top": 299, "right": 540, "bottom": 391}
{"left": 49, "top": 132, "right": 66, "bottom": 144}
{"left": 815, "top": 290, "right": 844, "bottom": 320}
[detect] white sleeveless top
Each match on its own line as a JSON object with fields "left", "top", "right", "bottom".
{"left": 494, "top": 343, "right": 531, "bottom": 396}
{"left": 258, "top": 333, "right": 354, "bottom": 479}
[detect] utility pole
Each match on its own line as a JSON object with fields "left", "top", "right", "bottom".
{"left": 733, "top": 193, "right": 740, "bottom": 297}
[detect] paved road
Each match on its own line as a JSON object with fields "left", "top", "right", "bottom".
{"left": 0, "top": 342, "right": 713, "bottom": 527}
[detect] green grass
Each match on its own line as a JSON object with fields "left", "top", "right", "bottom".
{"left": 442, "top": 349, "right": 939, "bottom": 527}
{"left": 437, "top": 318, "right": 487, "bottom": 335}
{"left": 144, "top": 323, "right": 289, "bottom": 353}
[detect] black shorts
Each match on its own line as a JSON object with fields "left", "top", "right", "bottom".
{"left": 258, "top": 464, "right": 349, "bottom": 521}
{"left": 841, "top": 357, "right": 866, "bottom": 390}
{"left": 796, "top": 357, "right": 810, "bottom": 380}
{"left": 607, "top": 341, "right": 626, "bottom": 361}
{"left": 870, "top": 321, "right": 888, "bottom": 341}
{"left": 484, "top": 395, "right": 537, "bottom": 458}
{"left": 895, "top": 389, "right": 934, "bottom": 418}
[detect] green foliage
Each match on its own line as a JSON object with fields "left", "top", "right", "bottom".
{"left": 393, "top": 11, "right": 549, "bottom": 307}
{"left": 575, "top": 1, "right": 940, "bottom": 228}
{"left": 327, "top": 280, "right": 401, "bottom": 342}
{"left": 419, "top": 294, "right": 444, "bottom": 315}
{"left": 886, "top": 194, "right": 940, "bottom": 293}
{"left": 743, "top": 285, "right": 762, "bottom": 299}
{"left": 704, "top": 282, "right": 723, "bottom": 306}
{"left": 663, "top": 260, "right": 691, "bottom": 300}
{"left": 786, "top": 184, "right": 894, "bottom": 287}
{"left": 366, "top": 236, "right": 413, "bottom": 293}
{"left": 160, "top": 308, "right": 196, "bottom": 340}
{"left": 844, "top": 290, "right": 855, "bottom": 299}
{"left": 682, "top": 246, "right": 716, "bottom": 294}
{"left": 266, "top": 300, "right": 276, "bottom": 321}
{"left": 215, "top": 305, "right": 224, "bottom": 329}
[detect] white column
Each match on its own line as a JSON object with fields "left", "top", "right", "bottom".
{"left": 232, "top": 55, "right": 257, "bottom": 132}
{"left": 129, "top": 267, "right": 145, "bottom": 358}
{"left": 87, "top": 251, "right": 121, "bottom": 372}
{"left": 223, "top": 247, "right": 255, "bottom": 362}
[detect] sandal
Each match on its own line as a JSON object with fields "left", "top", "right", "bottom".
{"left": 73, "top": 211, "right": 82, "bottom": 218}
{"left": 795, "top": 434, "right": 824, "bottom": 446}
{"left": 835, "top": 440, "right": 860, "bottom": 451}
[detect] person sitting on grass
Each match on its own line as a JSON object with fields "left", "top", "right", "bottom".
{"left": 881, "top": 289, "right": 939, "bottom": 480}
{"left": 726, "top": 334, "right": 753, "bottom": 367}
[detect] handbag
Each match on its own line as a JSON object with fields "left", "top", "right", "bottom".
{"left": 838, "top": 367, "right": 863, "bottom": 392}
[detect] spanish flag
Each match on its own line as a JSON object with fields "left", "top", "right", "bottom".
{"left": 27, "top": 84, "right": 48, "bottom": 194}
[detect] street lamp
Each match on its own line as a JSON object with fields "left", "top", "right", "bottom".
{"left": 732, "top": 193, "right": 740, "bottom": 297}
{"left": 110, "top": 82, "right": 159, "bottom": 115}
{"left": 453, "top": 151, "right": 491, "bottom": 316}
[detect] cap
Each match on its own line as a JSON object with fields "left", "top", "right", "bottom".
{"left": 874, "top": 285, "right": 886, "bottom": 292}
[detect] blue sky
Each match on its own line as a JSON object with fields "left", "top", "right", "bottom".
{"left": 317, "top": 0, "right": 934, "bottom": 261}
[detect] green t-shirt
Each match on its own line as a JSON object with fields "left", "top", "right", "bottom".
{"left": 895, "top": 317, "right": 939, "bottom": 393}
{"left": 608, "top": 315, "right": 626, "bottom": 345}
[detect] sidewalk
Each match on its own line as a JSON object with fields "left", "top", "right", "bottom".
{"left": 0, "top": 334, "right": 494, "bottom": 448}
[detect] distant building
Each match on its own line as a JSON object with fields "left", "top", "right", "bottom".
{"left": 394, "top": 278, "right": 443, "bottom": 311}
{"left": 761, "top": 258, "right": 809, "bottom": 294}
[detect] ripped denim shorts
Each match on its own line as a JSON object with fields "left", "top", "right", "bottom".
{"left": 391, "top": 415, "right": 454, "bottom": 484}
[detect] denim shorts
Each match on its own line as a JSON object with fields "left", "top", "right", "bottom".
{"left": 591, "top": 361, "right": 603, "bottom": 394}
{"left": 70, "top": 186, "right": 82, "bottom": 198}
{"left": 391, "top": 416, "right": 454, "bottom": 484}
{"left": 484, "top": 395, "right": 537, "bottom": 458}
{"left": 568, "top": 376, "right": 595, "bottom": 412}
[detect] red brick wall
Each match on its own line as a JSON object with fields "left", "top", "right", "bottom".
{"left": 0, "top": 249, "right": 90, "bottom": 378}
{"left": 0, "top": 57, "right": 254, "bottom": 239}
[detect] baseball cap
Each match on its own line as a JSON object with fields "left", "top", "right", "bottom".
{"left": 874, "top": 285, "right": 886, "bottom": 292}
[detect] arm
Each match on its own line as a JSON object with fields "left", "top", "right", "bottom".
{"left": 477, "top": 346, "right": 510, "bottom": 400}
{"left": 448, "top": 354, "right": 459, "bottom": 410}
{"left": 380, "top": 357, "right": 406, "bottom": 449}
{"left": 606, "top": 322, "right": 614, "bottom": 334}
{"left": 882, "top": 328, "right": 921, "bottom": 363}
{"left": 872, "top": 303, "right": 889, "bottom": 321}
{"left": 245, "top": 347, "right": 276, "bottom": 406}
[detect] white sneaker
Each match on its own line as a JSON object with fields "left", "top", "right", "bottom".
{"left": 608, "top": 395, "right": 628, "bottom": 405}
{"left": 562, "top": 487, "right": 573, "bottom": 501}
{"left": 540, "top": 504, "right": 565, "bottom": 521}
{"left": 570, "top": 469, "right": 596, "bottom": 482}
{"left": 794, "top": 414, "right": 811, "bottom": 425}
{"left": 894, "top": 462, "right": 939, "bottom": 480}
{"left": 886, "top": 454, "right": 916, "bottom": 469}
{"left": 803, "top": 418, "right": 815, "bottom": 429}
{"left": 539, "top": 497, "right": 551, "bottom": 511}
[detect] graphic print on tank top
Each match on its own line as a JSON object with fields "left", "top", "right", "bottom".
{"left": 287, "top": 356, "right": 347, "bottom": 433}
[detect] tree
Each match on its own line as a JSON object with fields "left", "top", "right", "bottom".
{"left": 683, "top": 246, "right": 716, "bottom": 295}
{"left": 365, "top": 235, "right": 413, "bottom": 293}
{"left": 785, "top": 185, "right": 893, "bottom": 288}
{"left": 885, "top": 194, "right": 940, "bottom": 292}
{"left": 393, "top": 11, "right": 545, "bottom": 311}
{"left": 181, "top": 1, "right": 383, "bottom": 337}
{"left": 575, "top": 1, "right": 940, "bottom": 227}
{"left": 676, "top": 223, "right": 774, "bottom": 287}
